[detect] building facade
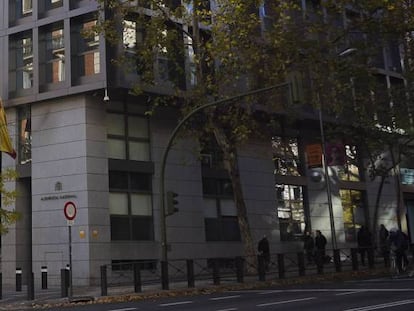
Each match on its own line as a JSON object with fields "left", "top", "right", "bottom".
{"left": 0, "top": 0, "right": 413, "bottom": 287}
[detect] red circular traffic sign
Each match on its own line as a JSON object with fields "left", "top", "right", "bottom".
{"left": 64, "top": 201, "right": 77, "bottom": 220}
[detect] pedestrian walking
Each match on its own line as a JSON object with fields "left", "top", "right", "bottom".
{"left": 315, "top": 230, "right": 327, "bottom": 264}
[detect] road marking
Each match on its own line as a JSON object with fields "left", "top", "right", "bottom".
{"left": 109, "top": 308, "right": 138, "bottom": 311}
{"left": 258, "top": 288, "right": 414, "bottom": 294}
{"left": 159, "top": 301, "right": 193, "bottom": 307}
{"left": 210, "top": 295, "right": 241, "bottom": 301}
{"left": 344, "top": 299, "right": 414, "bottom": 311}
{"left": 335, "top": 291, "right": 360, "bottom": 296}
{"left": 216, "top": 308, "right": 238, "bottom": 311}
{"left": 257, "top": 297, "right": 316, "bottom": 307}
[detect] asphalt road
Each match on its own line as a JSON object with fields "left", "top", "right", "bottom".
{"left": 35, "top": 276, "right": 414, "bottom": 311}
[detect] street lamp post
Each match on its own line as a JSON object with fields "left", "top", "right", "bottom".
{"left": 318, "top": 107, "right": 337, "bottom": 250}
{"left": 159, "top": 82, "right": 292, "bottom": 289}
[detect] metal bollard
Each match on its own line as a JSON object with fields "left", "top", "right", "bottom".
{"left": 235, "top": 256, "right": 244, "bottom": 283}
{"left": 0, "top": 272, "right": 2, "bottom": 300}
{"left": 351, "top": 248, "right": 359, "bottom": 271}
{"left": 60, "top": 269, "right": 68, "bottom": 298}
{"left": 133, "top": 263, "right": 142, "bottom": 293}
{"left": 297, "top": 252, "right": 305, "bottom": 276}
{"left": 100, "top": 265, "right": 107, "bottom": 296}
{"left": 333, "top": 249, "right": 341, "bottom": 272}
{"left": 15, "top": 268, "right": 22, "bottom": 292}
{"left": 186, "top": 259, "right": 195, "bottom": 288}
{"left": 27, "top": 272, "right": 34, "bottom": 300}
{"left": 41, "top": 266, "right": 48, "bottom": 289}
{"left": 161, "top": 261, "right": 169, "bottom": 290}
{"left": 278, "top": 254, "right": 285, "bottom": 279}
{"left": 212, "top": 259, "right": 220, "bottom": 285}
{"left": 367, "top": 248, "right": 375, "bottom": 269}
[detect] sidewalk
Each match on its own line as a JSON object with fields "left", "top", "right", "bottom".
{"left": 0, "top": 268, "right": 392, "bottom": 310}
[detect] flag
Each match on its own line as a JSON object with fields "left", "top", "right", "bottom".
{"left": 0, "top": 99, "right": 16, "bottom": 159}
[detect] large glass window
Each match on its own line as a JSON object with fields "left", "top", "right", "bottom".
{"left": 340, "top": 189, "right": 365, "bottom": 243}
{"left": 203, "top": 178, "right": 240, "bottom": 241}
{"left": 272, "top": 136, "right": 302, "bottom": 176}
{"left": 71, "top": 16, "right": 100, "bottom": 81}
{"left": 40, "top": 23, "right": 65, "bottom": 86}
{"left": 107, "top": 105, "right": 150, "bottom": 161}
{"left": 109, "top": 171, "right": 153, "bottom": 240}
{"left": 276, "top": 184, "right": 305, "bottom": 241}
{"left": 9, "top": 32, "right": 33, "bottom": 96}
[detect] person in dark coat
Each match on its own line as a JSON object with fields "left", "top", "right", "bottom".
{"left": 258, "top": 235, "right": 270, "bottom": 270}
{"left": 303, "top": 231, "right": 315, "bottom": 264}
{"left": 389, "top": 229, "right": 409, "bottom": 273}
{"left": 357, "top": 226, "right": 372, "bottom": 265}
{"left": 315, "top": 230, "right": 327, "bottom": 264}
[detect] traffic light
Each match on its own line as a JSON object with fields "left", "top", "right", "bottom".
{"left": 166, "top": 191, "right": 179, "bottom": 216}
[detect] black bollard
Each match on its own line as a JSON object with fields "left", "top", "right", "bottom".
{"left": 41, "top": 266, "right": 48, "bottom": 289}
{"left": 100, "top": 265, "right": 107, "bottom": 296}
{"left": 351, "top": 248, "right": 359, "bottom": 271}
{"left": 133, "top": 263, "right": 142, "bottom": 293}
{"left": 186, "top": 259, "right": 195, "bottom": 288}
{"left": 15, "top": 268, "right": 22, "bottom": 292}
{"left": 60, "top": 269, "right": 68, "bottom": 298}
{"left": 235, "top": 256, "right": 244, "bottom": 283}
{"left": 367, "top": 248, "right": 375, "bottom": 269}
{"left": 278, "top": 254, "right": 285, "bottom": 279}
{"left": 333, "top": 249, "right": 341, "bottom": 272}
{"left": 27, "top": 272, "right": 34, "bottom": 300}
{"left": 161, "top": 261, "right": 169, "bottom": 290}
{"left": 212, "top": 259, "right": 220, "bottom": 285}
{"left": 297, "top": 252, "right": 305, "bottom": 276}
{"left": 0, "top": 272, "right": 2, "bottom": 300}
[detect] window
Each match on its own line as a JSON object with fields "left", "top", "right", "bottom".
{"left": 340, "top": 189, "right": 365, "bottom": 243}
{"left": 272, "top": 136, "right": 302, "bottom": 176}
{"left": 47, "top": 0, "right": 63, "bottom": 9}
{"left": 9, "top": 32, "right": 33, "bottom": 96}
{"left": 276, "top": 184, "right": 305, "bottom": 241}
{"left": 71, "top": 16, "right": 100, "bottom": 82}
{"left": 107, "top": 104, "right": 150, "bottom": 161}
{"left": 203, "top": 178, "right": 240, "bottom": 241}
{"left": 40, "top": 23, "right": 65, "bottom": 86}
{"left": 200, "top": 135, "right": 225, "bottom": 169}
{"left": 109, "top": 171, "right": 153, "bottom": 240}
{"left": 22, "top": 0, "right": 33, "bottom": 15}
{"left": 18, "top": 105, "right": 31, "bottom": 165}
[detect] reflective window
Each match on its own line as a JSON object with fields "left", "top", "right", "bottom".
{"left": 276, "top": 184, "right": 305, "bottom": 241}
{"left": 109, "top": 170, "right": 153, "bottom": 241}
{"left": 272, "top": 136, "right": 301, "bottom": 176}
{"left": 9, "top": 32, "right": 33, "bottom": 96}
{"left": 107, "top": 105, "right": 150, "bottom": 161}
{"left": 40, "top": 23, "right": 65, "bottom": 86}
{"left": 340, "top": 189, "right": 365, "bottom": 243}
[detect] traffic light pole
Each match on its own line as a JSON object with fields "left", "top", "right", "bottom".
{"left": 159, "top": 82, "right": 292, "bottom": 265}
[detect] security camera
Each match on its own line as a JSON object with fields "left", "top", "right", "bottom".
{"left": 103, "top": 88, "right": 110, "bottom": 102}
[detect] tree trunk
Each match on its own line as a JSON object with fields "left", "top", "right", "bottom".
{"left": 213, "top": 128, "right": 257, "bottom": 273}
